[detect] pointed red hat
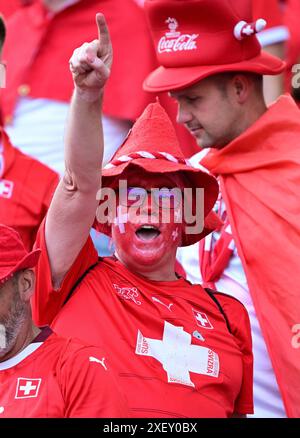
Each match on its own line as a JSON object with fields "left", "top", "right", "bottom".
{"left": 0, "top": 224, "right": 41, "bottom": 285}
{"left": 143, "top": 0, "right": 286, "bottom": 92}
{"left": 95, "top": 101, "right": 220, "bottom": 246}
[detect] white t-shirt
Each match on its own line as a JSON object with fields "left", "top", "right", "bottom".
{"left": 6, "top": 97, "right": 132, "bottom": 176}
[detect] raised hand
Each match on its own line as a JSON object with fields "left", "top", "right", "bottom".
{"left": 69, "top": 13, "right": 113, "bottom": 101}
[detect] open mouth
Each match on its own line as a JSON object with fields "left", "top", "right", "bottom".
{"left": 135, "top": 225, "right": 161, "bottom": 241}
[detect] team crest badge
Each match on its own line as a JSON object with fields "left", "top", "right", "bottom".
{"left": 15, "top": 378, "right": 42, "bottom": 399}
{"left": 113, "top": 284, "right": 141, "bottom": 306}
{"left": 192, "top": 309, "right": 214, "bottom": 329}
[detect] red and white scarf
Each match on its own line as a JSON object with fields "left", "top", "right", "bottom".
{"left": 199, "top": 196, "right": 234, "bottom": 290}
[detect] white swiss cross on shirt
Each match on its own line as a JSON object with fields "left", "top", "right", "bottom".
{"left": 136, "top": 321, "right": 219, "bottom": 387}
{"left": 15, "top": 378, "right": 42, "bottom": 399}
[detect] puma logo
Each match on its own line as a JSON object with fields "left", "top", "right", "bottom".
{"left": 89, "top": 356, "right": 107, "bottom": 371}
{"left": 152, "top": 297, "right": 173, "bottom": 312}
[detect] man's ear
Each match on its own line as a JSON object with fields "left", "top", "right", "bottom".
{"left": 18, "top": 269, "right": 35, "bottom": 302}
{"left": 230, "top": 74, "right": 250, "bottom": 104}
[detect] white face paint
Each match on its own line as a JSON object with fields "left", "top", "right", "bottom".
{"left": 108, "top": 238, "right": 114, "bottom": 251}
{"left": 172, "top": 227, "right": 179, "bottom": 241}
{"left": 174, "top": 207, "right": 182, "bottom": 222}
{"left": 0, "top": 324, "right": 6, "bottom": 350}
{"left": 113, "top": 205, "right": 128, "bottom": 234}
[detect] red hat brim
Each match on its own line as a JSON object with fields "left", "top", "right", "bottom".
{"left": 0, "top": 249, "right": 41, "bottom": 284}
{"left": 95, "top": 160, "right": 220, "bottom": 246}
{"left": 144, "top": 50, "right": 286, "bottom": 92}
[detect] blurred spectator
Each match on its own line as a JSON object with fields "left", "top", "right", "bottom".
{"left": 1, "top": 0, "right": 157, "bottom": 175}
{"left": 0, "top": 129, "right": 58, "bottom": 250}
{"left": 0, "top": 1, "right": 33, "bottom": 19}
{"left": 0, "top": 14, "right": 58, "bottom": 250}
{"left": 0, "top": 224, "right": 129, "bottom": 418}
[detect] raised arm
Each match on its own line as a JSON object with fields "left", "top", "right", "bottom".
{"left": 45, "top": 13, "right": 113, "bottom": 288}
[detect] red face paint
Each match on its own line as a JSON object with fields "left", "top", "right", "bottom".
{"left": 111, "top": 173, "right": 185, "bottom": 281}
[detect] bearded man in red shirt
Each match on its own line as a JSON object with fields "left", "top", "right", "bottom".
{"left": 0, "top": 224, "right": 128, "bottom": 417}
{"left": 32, "top": 13, "right": 254, "bottom": 418}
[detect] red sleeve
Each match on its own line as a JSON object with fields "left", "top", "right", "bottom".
{"left": 216, "top": 294, "right": 254, "bottom": 415}
{"left": 58, "top": 341, "right": 129, "bottom": 418}
{"left": 32, "top": 219, "right": 98, "bottom": 326}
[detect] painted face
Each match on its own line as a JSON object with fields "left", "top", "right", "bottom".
{"left": 111, "top": 172, "right": 185, "bottom": 279}
{"left": 0, "top": 274, "right": 27, "bottom": 360}
{"left": 170, "top": 76, "right": 241, "bottom": 149}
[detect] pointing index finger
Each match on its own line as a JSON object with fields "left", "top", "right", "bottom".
{"left": 96, "top": 13, "right": 111, "bottom": 54}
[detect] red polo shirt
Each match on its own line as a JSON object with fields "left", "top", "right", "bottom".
{"left": 0, "top": 327, "right": 129, "bottom": 417}
{"left": 0, "top": 129, "right": 58, "bottom": 249}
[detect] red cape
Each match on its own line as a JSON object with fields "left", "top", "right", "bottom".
{"left": 202, "top": 95, "right": 300, "bottom": 417}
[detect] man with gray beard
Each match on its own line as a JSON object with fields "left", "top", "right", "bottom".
{"left": 0, "top": 223, "right": 128, "bottom": 417}
{"left": 0, "top": 270, "right": 29, "bottom": 355}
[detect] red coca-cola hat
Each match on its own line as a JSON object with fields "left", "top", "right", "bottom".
{"left": 0, "top": 224, "right": 41, "bottom": 285}
{"left": 143, "top": 0, "right": 286, "bottom": 92}
{"left": 95, "top": 101, "right": 220, "bottom": 246}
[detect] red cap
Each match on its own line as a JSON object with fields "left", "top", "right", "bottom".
{"left": 0, "top": 224, "right": 41, "bottom": 285}
{"left": 95, "top": 101, "right": 220, "bottom": 246}
{"left": 143, "top": 0, "right": 286, "bottom": 92}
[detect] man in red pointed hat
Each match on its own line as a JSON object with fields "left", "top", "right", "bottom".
{"left": 0, "top": 224, "right": 128, "bottom": 417}
{"left": 31, "top": 13, "right": 254, "bottom": 417}
{"left": 143, "top": 0, "right": 300, "bottom": 418}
